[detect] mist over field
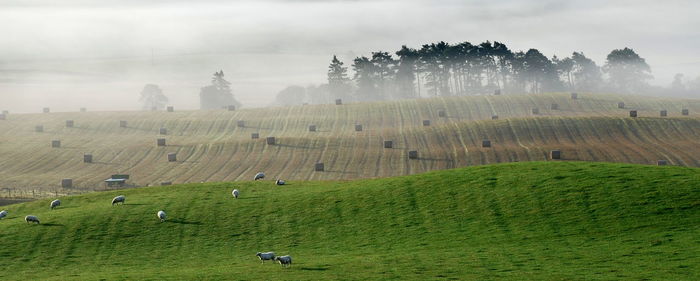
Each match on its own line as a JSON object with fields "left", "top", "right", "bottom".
{"left": 0, "top": 0, "right": 699, "bottom": 112}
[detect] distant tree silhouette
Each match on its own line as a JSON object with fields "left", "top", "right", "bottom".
{"left": 139, "top": 84, "right": 168, "bottom": 110}
{"left": 274, "top": 85, "right": 306, "bottom": 106}
{"left": 571, "top": 52, "right": 602, "bottom": 92}
{"left": 604, "top": 48, "right": 652, "bottom": 93}
{"left": 395, "top": 45, "right": 419, "bottom": 98}
{"left": 327, "top": 56, "right": 351, "bottom": 102}
{"left": 200, "top": 70, "right": 241, "bottom": 110}
{"left": 352, "top": 56, "right": 377, "bottom": 101}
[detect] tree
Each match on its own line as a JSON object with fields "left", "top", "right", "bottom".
{"left": 395, "top": 45, "right": 419, "bottom": 98}
{"left": 274, "top": 85, "right": 306, "bottom": 106}
{"left": 553, "top": 55, "right": 574, "bottom": 90}
{"left": 199, "top": 70, "right": 242, "bottom": 110}
{"left": 604, "top": 47, "right": 652, "bottom": 93}
{"left": 327, "top": 55, "right": 351, "bottom": 102}
{"left": 671, "top": 73, "right": 685, "bottom": 91}
{"left": 570, "top": 52, "right": 602, "bottom": 92}
{"left": 352, "top": 56, "right": 377, "bottom": 101}
{"left": 370, "top": 51, "right": 396, "bottom": 100}
{"left": 522, "top": 49, "right": 559, "bottom": 93}
{"left": 139, "top": 84, "right": 168, "bottom": 111}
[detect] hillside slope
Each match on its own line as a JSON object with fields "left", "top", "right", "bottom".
{"left": 0, "top": 162, "right": 697, "bottom": 280}
{"left": 0, "top": 93, "right": 699, "bottom": 196}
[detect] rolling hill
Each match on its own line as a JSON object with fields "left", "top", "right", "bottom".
{"left": 0, "top": 92, "right": 699, "bottom": 197}
{"left": 0, "top": 162, "right": 698, "bottom": 280}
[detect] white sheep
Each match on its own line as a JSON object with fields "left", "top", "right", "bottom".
{"left": 0, "top": 210, "right": 7, "bottom": 219}
{"left": 112, "top": 195, "right": 126, "bottom": 206}
{"left": 254, "top": 172, "right": 265, "bottom": 181}
{"left": 157, "top": 210, "right": 167, "bottom": 222}
{"left": 275, "top": 179, "right": 286, "bottom": 185}
{"left": 25, "top": 215, "right": 40, "bottom": 224}
{"left": 232, "top": 189, "right": 240, "bottom": 198}
{"left": 256, "top": 252, "right": 276, "bottom": 263}
{"left": 50, "top": 199, "right": 61, "bottom": 210}
{"left": 275, "top": 255, "right": 292, "bottom": 268}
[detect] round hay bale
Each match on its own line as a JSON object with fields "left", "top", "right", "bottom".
{"left": 120, "top": 121, "right": 127, "bottom": 128}
{"left": 491, "top": 115, "right": 499, "bottom": 120}
{"left": 43, "top": 107, "right": 50, "bottom": 113}
{"left": 35, "top": 125, "right": 44, "bottom": 132}
{"left": 51, "top": 140, "right": 61, "bottom": 148}
{"left": 266, "top": 137, "right": 276, "bottom": 145}
{"left": 618, "top": 102, "right": 625, "bottom": 109}
{"left": 571, "top": 92, "right": 578, "bottom": 99}
{"left": 161, "top": 181, "right": 172, "bottom": 186}
{"left": 251, "top": 133, "right": 259, "bottom": 139}
{"left": 682, "top": 109, "right": 689, "bottom": 116}
{"left": 61, "top": 178, "right": 73, "bottom": 188}
{"left": 65, "top": 120, "right": 74, "bottom": 128}
{"left": 408, "top": 150, "right": 418, "bottom": 159}
{"left": 550, "top": 150, "right": 561, "bottom": 160}
{"left": 494, "top": 89, "right": 501, "bottom": 95}
{"left": 660, "top": 110, "right": 667, "bottom": 117}
{"left": 83, "top": 154, "right": 93, "bottom": 163}
{"left": 355, "top": 124, "right": 363, "bottom": 132}
{"left": 657, "top": 160, "right": 668, "bottom": 166}
{"left": 167, "top": 106, "right": 174, "bottom": 112}
{"left": 157, "top": 138, "right": 166, "bottom": 147}
{"left": 335, "top": 99, "right": 342, "bottom": 105}
{"left": 629, "top": 110, "right": 638, "bottom": 117}
{"left": 438, "top": 110, "right": 446, "bottom": 118}
{"left": 227, "top": 105, "right": 236, "bottom": 111}
{"left": 308, "top": 125, "right": 317, "bottom": 132}
{"left": 551, "top": 103, "right": 559, "bottom": 110}
{"left": 532, "top": 108, "right": 540, "bottom": 114}
{"left": 482, "top": 140, "right": 491, "bottom": 148}
{"left": 159, "top": 128, "right": 167, "bottom": 135}
{"left": 237, "top": 120, "right": 245, "bottom": 127}
{"left": 422, "top": 120, "right": 431, "bottom": 126}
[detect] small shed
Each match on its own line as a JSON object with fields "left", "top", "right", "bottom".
{"left": 105, "top": 174, "right": 130, "bottom": 187}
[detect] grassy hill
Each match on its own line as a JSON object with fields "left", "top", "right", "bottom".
{"left": 0, "top": 162, "right": 698, "bottom": 280}
{"left": 1, "top": 92, "right": 699, "bottom": 197}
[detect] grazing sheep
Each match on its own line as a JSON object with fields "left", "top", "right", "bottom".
{"left": 275, "top": 255, "right": 293, "bottom": 268}
{"left": 254, "top": 172, "right": 265, "bottom": 181}
{"left": 232, "top": 189, "right": 240, "bottom": 199}
{"left": 25, "top": 215, "right": 40, "bottom": 224}
{"left": 50, "top": 199, "right": 61, "bottom": 210}
{"left": 256, "top": 252, "right": 276, "bottom": 263}
{"left": 275, "top": 179, "right": 286, "bottom": 185}
{"left": 157, "top": 210, "right": 167, "bottom": 222}
{"left": 0, "top": 210, "right": 7, "bottom": 219}
{"left": 112, "top": 195, "right": 126, "bottom": 206}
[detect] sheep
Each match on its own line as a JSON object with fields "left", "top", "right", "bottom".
{"left": 254, "top": 172, "right": 265, "bottom": 181}
{"left": 50, "top": 199, "right": 61, "bottom": 210}
{"left": 256, "top": 252, "right": 276, "bottom": 263}
{"left": 157, "top": 210, "right": 167, "bottom": 222}
{"left": 112, "top": 195, "right": 126, "bottom": 206}
{"left": 25, "top": 215, "right": 40, "bottom": 224}
{"left": 0, "top": 210, "right": 7, "bottom": 219}
{"left": 232, "top": 189, "right": 240, "bottom": 199}
{"left": 275, "top": 179, "right": 286, "bottom": 185}
{"left": 275, "top": 255, "right": 293, "bottom": 268}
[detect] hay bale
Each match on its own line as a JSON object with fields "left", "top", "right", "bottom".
{"left": 161, "top": 181, "right": 172, "bottom": 186}
{"left": 422, "top": 120, "right": 431, "bottom": 126}
{"left": 551, "top": 103, "right": 559, "bottom": 110}
{"left": 83, "top": 154, "right": 92, "bottom": 163}
{"left": 159, "top": 128, "right": 167, "bottom": 135}
{"left": 494, "top": 89, "right": 501, "bottom": 95}
{"left": 657, "top": 160, "right": 668, "bottom": 166}
{"left": 682, "top": 109, "right": 689, "bottom": 116}
{"left": 237, "top": 120, "right": 245, "bottom": 127}
{"left": 167, "top": 153, "right": 177, "bottom": 162}
{"left": 65, "top": 120, "right": 74, "bottom": 128}
{"left": 167, "top": 106, "right": 174, "bottom": 112}
{"left": 0, "top": 114, "right": 5, "bottom": 120}
{"left": 151, "top": 106, "right": 158, "bottom": 111}
{"left": 335, "top": 99, "right": 342, "bottom": 105}
{"left": 51, "top": 140, "right": 61, "bottom": 148}
{"left": 618, "top": 102, "right": 625, "bottom": 109}
{"left": 227, "top": 105, "right": 236, "bottom": 111}
{"left": 266, "top": 137, "right": 276, "bottom": 145}
{"left": 571, "top": 92, "right": 578, "bottom": 99}
{"left": 384, "top": 140, "right": 393, "bottom": 148}
{"left": 80, "top": 107, "right": 86, "bottom": 112}
{"left": 315, "top": 162, "right": 324, "bottom": 171}
{"left": 61, "top": 179, "right": 73, "bottom": 188}
{"left": 309, "top": 125, "right": 317, "bottom": 132}
{"left": 157, "top": 138, "right": 166, "bottom": 147}
{"left": 438, "top": 110, "right": 446, "bottom": 117}
{"left": 1, "top": 110, "right": 8, "bottom": 115}
{"left": 251, "top": 133, "right": 259, "bottom": 139}
{"left": 629, "top": 110, "right": 637, "bottom": 117}
{"left": 43, "top": 107, "right": 50, "bottom": 113}
{"left": 660, "top": 110, "right": 667, "bottom": 117}
{"left": 550, "top": 150, "right": 561, "bottom": 160}
{"left": 355, "top": 124, "right": 363, "bottom": 132}
{"left": 482, "top": 140, "right": 491, "bottom": 148}
{"left": 35, "top": 125, "right": 44, "bottom": 132}
{"left": 408, "top": 150, "right": 418, "bottom": 159}
{"left": 119, "top": 120, "right": 127, "bottom": 128}
{"left": 491, "top": 115, "right": 499, "bottom": 120}
{"left": 532, "top": 108, "right": 540, "bottom": 114}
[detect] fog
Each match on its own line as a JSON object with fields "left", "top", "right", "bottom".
{"left": 1, "top": 0, "right": 698, "bottom": 112}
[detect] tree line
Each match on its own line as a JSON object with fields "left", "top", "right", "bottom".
{"left": 275, "top": 41, "right": 699, "bottom": 106}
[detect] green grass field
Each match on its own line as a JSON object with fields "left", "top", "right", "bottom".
{"left": 0, "top": 162, "right": 697, "bottom": 280}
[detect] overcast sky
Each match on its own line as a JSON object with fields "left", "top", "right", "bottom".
{"left": 1, "top": 0, "right": 699, "bottom": 112}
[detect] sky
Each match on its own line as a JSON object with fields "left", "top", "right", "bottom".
{"left": 0, "top": 0, "right": 699, "bottom": 112}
